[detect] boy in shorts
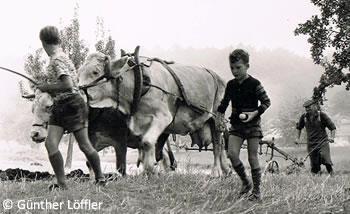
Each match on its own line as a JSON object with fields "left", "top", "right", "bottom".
{"left": 37, "top": 26, "right": 106, "bottom": 190}
{"left": 217, "top": 49, "right": 271, "bottom": 201}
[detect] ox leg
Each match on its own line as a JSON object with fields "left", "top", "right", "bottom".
{"left": 166, "top": 140, "right": 177, "bottom": 171}
{"left": 190, "top": 131, "right": 203, "bottom": 151}
{"left": 137, "top": 148, "right": 143, "bottom": 168}
{"left": 156, "top": 134, "right": 171, "bottom": 171}
{"left": 86, "top": 133, "right": 98, "bottom": 181}
{"left": 210, "top": 120, "right": 231, "bottom": 177}
{"left": 212, "top": 132, "right": 222, "bottom": 177}
{"left": 155, "top": 134, "right": 169, "bottom": 161}
{"left": 219, "top": 134, "right": 232, "bottom": 175}
{"left": 140, "top": 114, "right": 172, "bottom": 174}
{"left": 114, "top": 144, "right": 127, "bottom": 176}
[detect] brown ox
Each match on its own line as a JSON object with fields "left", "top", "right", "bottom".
{"left": 78, "top": 49, "right": 231, "bottom": 176}
{"left": 29, "top": 90, "right": 177, "bottom": 176}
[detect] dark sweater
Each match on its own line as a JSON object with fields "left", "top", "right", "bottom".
{"left": 217, "top": 75, "right": 271, "bottom": 125}
{"left": 296, "top": 111, "right": 336, "bottom": 145}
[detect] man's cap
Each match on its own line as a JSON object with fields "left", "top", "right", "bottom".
{"left": 303, "top": 99, "right": 317, "bottom": 107}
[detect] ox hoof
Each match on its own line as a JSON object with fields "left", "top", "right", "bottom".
{"left": 170, "top": 160, "right": 177, "bottom": 171}
{"left": 211, "top": 167, "right": 223, "bottom": 178}
{"left": 137, "top": 159, "right": 142, "bottom": 168}
{"left": 48, "top": 183, "right": 68, "bottom": 191}
{"left": 223, "top": 168, "right": 233, "bottom": 177}
{"left": 142, "top": 166, "right": 159, "bottom": 176}
{"left": 94, "top": 178, "right": 107, "bottom": 187}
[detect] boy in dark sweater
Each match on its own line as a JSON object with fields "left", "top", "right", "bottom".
{"left": 217, "top": 49, "right": 271, "bottom": 201}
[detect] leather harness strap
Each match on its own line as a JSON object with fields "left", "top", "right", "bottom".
{"left": 130, "top": 46, "right": 143, "bottom": 116}
{"left": 148, "top": 58, "right": 220, "bottom": 116}
{"left": 150, "top": 58, "right": 191, "bottom": 107}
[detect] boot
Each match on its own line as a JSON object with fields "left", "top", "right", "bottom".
{"left": 48, "top": 151, "right": 68, "bottom": 190}
{"left": 233, "top": 162, "right": 252, "bottom": 197}
{"left": 249, "top": 168, "right": 262, "bottom": 202}
{"left": 85, "top": 151, "right": 107, "bottom": 186}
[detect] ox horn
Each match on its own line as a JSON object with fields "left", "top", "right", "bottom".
{"left": 22, "top": 94, "right": 35, "bottom": 99}
{"left": 133, "top": 46, "right": 140, "bottom": 57}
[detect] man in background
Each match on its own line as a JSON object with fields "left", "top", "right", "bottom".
{"left": 295, "top": 99, "right": 336, "bottom": 175}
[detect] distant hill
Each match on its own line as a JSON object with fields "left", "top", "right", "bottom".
{"left": 1, "top": 46, "right": 349, "bottom": 144}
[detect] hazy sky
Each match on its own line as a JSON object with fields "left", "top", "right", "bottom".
{"left": 0, "top": 0, "right": 318, "bottom": 58}
{"left": 0, "top": 0, "right": 319, "bottom": 101}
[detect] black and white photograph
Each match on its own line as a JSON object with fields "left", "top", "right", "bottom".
{"left": 0, "top": 0, "right": 349, "bottom": 213}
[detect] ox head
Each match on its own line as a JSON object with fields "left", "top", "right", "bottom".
{"left": 78, "top": 52, "right": 130, "bottom": 109}
{"left": 28, "top": 90, "right": 54, "bottom": 143}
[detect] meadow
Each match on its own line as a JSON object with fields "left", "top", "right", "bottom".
{"left": 0, "top": 145, "right": 349, "bottom": 214}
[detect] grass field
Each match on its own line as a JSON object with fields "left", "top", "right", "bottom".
{"left": 0, "top": 145, "right": 350, "bottom": 213}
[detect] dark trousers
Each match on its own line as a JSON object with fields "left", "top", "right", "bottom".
{"left": 308, "top": 142, "right": 333, "bottom": 174}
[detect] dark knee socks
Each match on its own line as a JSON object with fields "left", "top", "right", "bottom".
{"left": 48, "top": 151, "right": 67, "bottom": 187}
{"left": 233, "top": 162, "right": 250, "bottom": 184}
{"left": 251, "top": 168, "right": 262, "bottom": 194}
{"left": 85, "top": 151, "right": 104, "bottom": 180}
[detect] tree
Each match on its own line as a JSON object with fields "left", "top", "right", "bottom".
{"left": 295, "top": 0, "right": 350, "bottom": 103}
{"left": 274, "top": 96, "right": 307, "bottom": 145}
{"left": 24, "top": 5, "right": 89, "bottom": 85}
{"left": 24, "top": 49, "right": 47, "bottom": 89}
{"left": 327, "top": 90, "right": 350, "bottom": 117}
{"left": 59, "top": 5, "right": 89, "bottom": 70}
{"left": 94, "top": 17, "right": 116, "bottom": 59}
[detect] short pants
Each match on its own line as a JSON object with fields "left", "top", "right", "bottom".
{"left": 49, "top": 93, "right": 88, "bottom": 133}
{"left": 229, "top": 126, "right": 263, "bottom": 139}
{"left": 228, "top": 114, "right": 263, "bottom": 139}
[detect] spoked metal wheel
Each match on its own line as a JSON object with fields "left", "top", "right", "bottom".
{"left": 264, "top": 160, "right": 280, "bottom": 174}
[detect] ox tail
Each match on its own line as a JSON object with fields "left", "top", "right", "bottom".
{"left": 206, "top": 70, "right": 227, "bottom": 141}
{"left": 205, "top": 69, "right": 226, "bottom": 116}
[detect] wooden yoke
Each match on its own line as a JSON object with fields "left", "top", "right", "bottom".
{"left": 130, "top": 46, "right": 143, "bottom": 115}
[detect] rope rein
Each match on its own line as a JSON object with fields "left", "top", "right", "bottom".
{"left": 0, "top": 66, "right": 38, "bottom": 85}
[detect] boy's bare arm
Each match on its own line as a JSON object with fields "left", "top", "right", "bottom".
{"left": 37, "top": 75, "right": 73, "bottom": 93}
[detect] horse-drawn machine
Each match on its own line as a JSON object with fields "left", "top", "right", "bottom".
{"left": 258, "top": 138, "right": 305, "bottom": 174}
{"left": 184, "top": 135, "right": 331, "bottom": 175}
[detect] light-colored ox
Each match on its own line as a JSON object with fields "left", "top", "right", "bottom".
{"left": 78, "top": 49, "right": 231, "bottom": 176}
{"left": 29, "top": 90, "right": 177, "bottom": 176}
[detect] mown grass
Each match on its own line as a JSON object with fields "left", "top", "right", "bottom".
{"left": 0, "top": 168, "right": 350, "bottom": 213}
{"left": 0, "top": 145, "right": 350, "bottom": 214}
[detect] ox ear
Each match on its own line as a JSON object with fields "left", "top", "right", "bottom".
{"left": 110, "top": 56, "right": 129, "bottom": 78}
{"left": 120, "top": 49, "right": 127, "bottom": 57}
